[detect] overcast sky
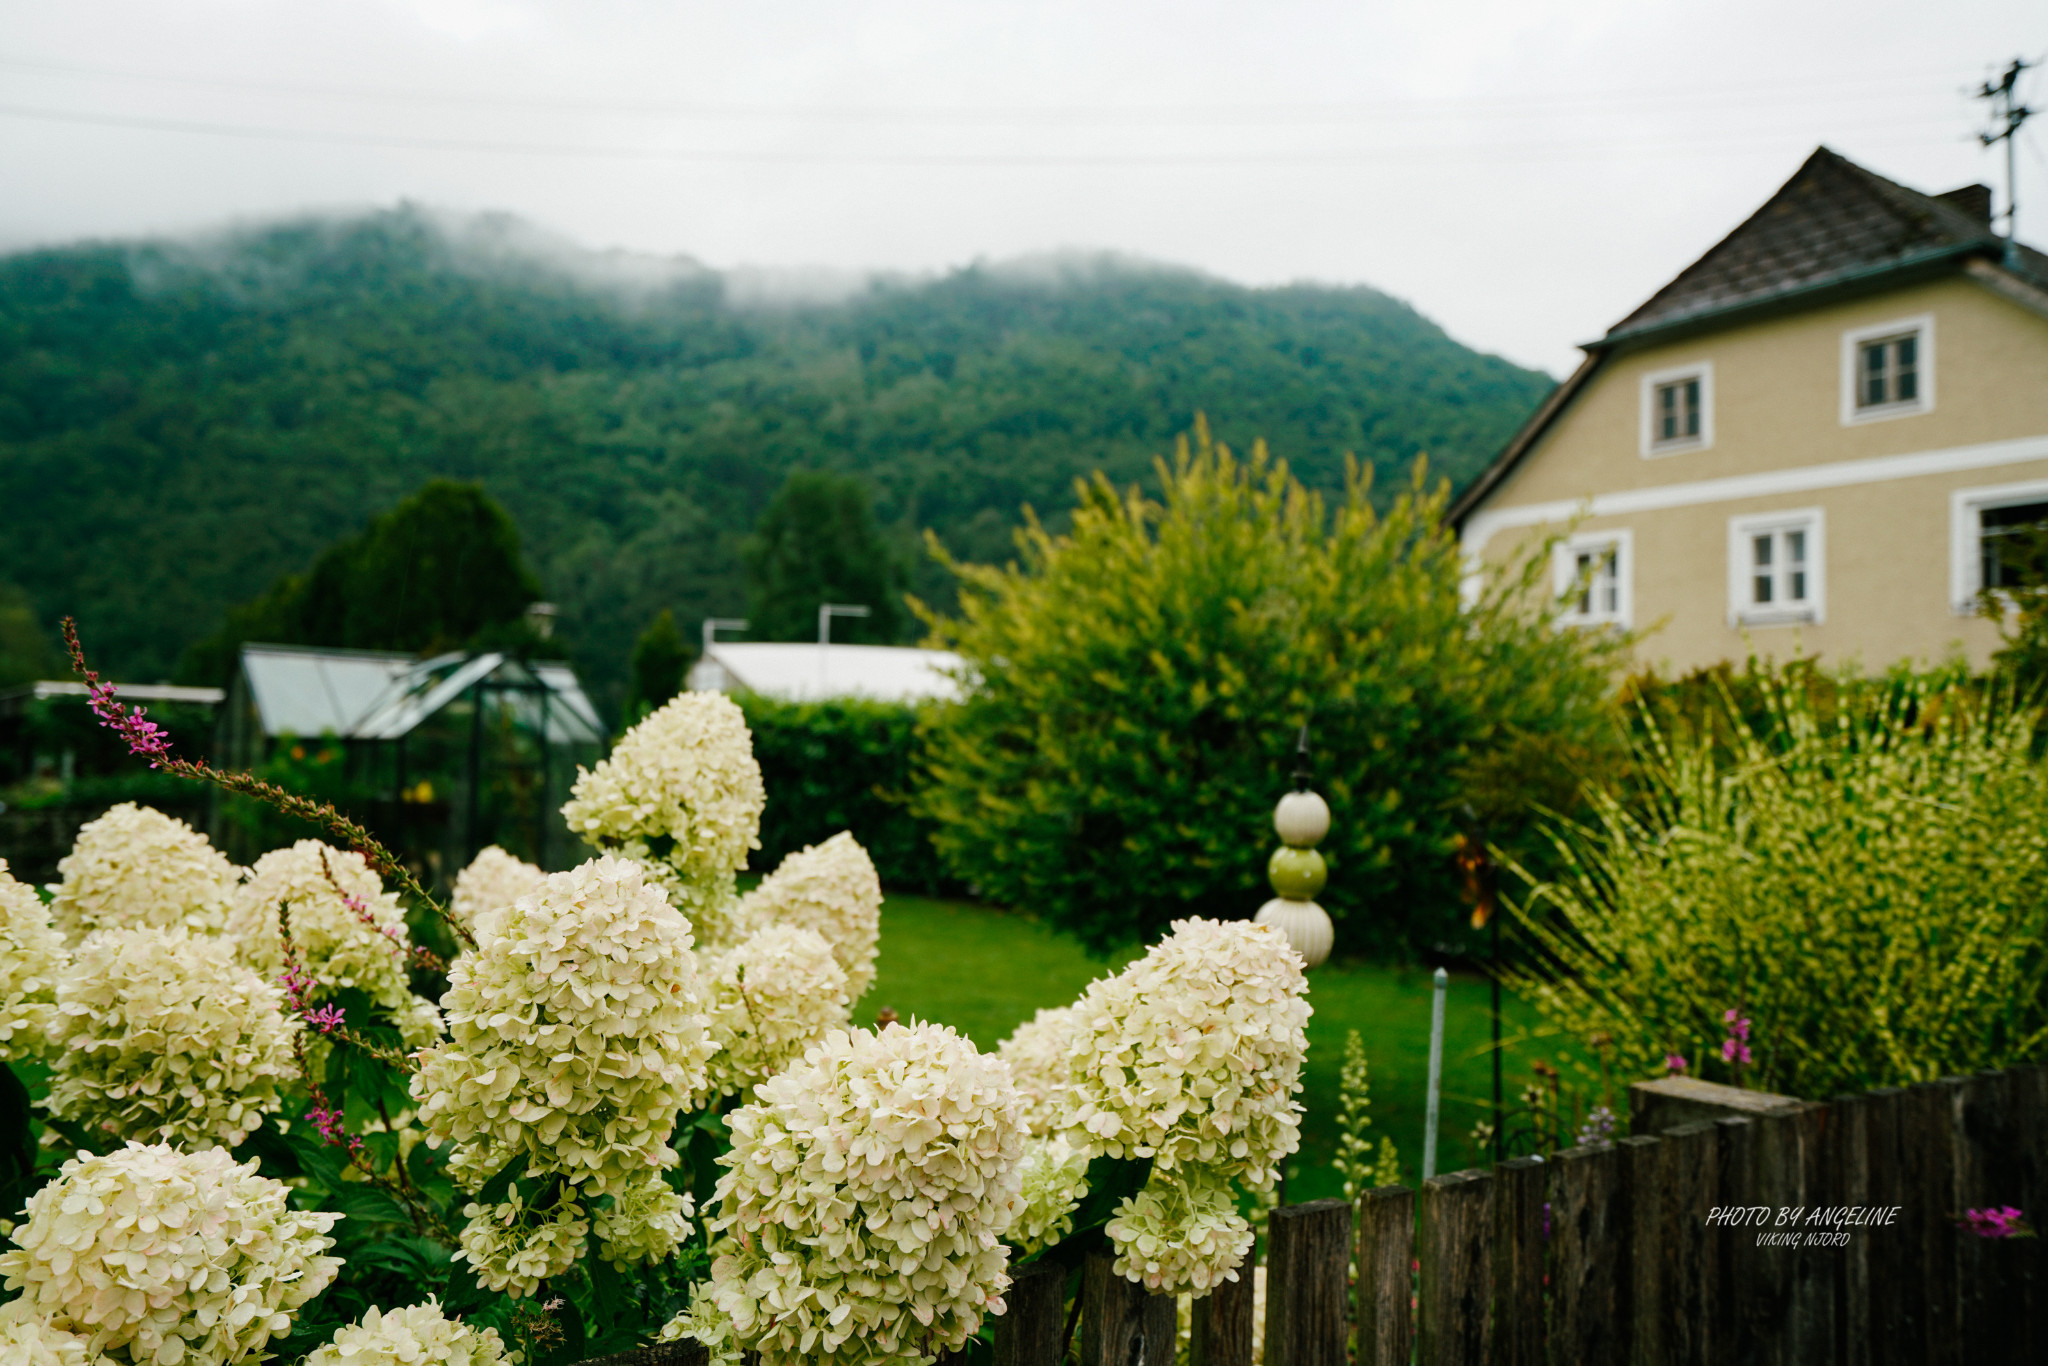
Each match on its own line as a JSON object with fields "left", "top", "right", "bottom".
{"left": 1, "top": 1, "right": 2041, "bottom": 374}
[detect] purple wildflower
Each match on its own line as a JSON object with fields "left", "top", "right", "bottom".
{"left": 1720, "top": 1010, "right": 1754, "bottom": 1066}
{"left": 306, "top": 1104, "right": 361, "bottom": 1151}
{"left": 1665, "top": 1053, "right": 1688, "bottom": 1074}
{"left": 82, "top": 677, "right": 174, "bottom": 767}
{"left": 303, "top": 1003, "right": 347, "bottom": 1035}
{"left": 1961, "top": 1207, "right": 2033, "bottom": 1239}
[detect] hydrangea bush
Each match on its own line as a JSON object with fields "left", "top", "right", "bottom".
{"left": 669, "top": 1022, "right": 1024, "bottom": 1366}
{"left": 23, "top": 623, "right": 1331, "bottom": 1366}
{"left": 0, "top": 859, "right": 64, "bottom": 1059}
{"left": 227, "top": 840, "right": 442, "bottom": 1047}
{"left": 47, "top": 803, "right": 239, "bottom": 940}
{"left": 703, "top": 923, "right": 851, "bottom": 1102}
{"left": 450, "top": 845, "right": 547, "bottom": 936}
{"left": 44, "top": 925, "right": 300, "bottom": 1149}
{"left": 996, "top": 917, "right": 1311, "bottom": 1294}
{"left": 412, "top": 855, "right": 716, "bottom": 1287}
{"left": 561, "top": 692, "right": 764, "bottom": 922}
{"left": 306, "top": 1301, "right": 511, "bottom": 1366}
{"left": 733, "top": 831, "right": 883, "bottom": 998}
{"left": 0, "top": 1143, "right": 341, "bottom": 1366}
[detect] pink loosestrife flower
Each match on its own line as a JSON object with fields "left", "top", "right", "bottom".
{"left": 1665, "top": 1053, "right": 1689, "bottom": 1074}
{"left": 1720, "top": 1010, "right": 1754, "bottom": 1066}
{"left": 1961, "top": 1207, "right": 2033, "bottom": 1239}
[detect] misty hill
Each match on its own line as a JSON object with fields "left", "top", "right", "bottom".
{"left": 0, "top": 208, "right": 1554, "bottom": 713}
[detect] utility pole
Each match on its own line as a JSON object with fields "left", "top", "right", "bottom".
{"left": 1976, "top": 57, "right": 2035, "bottom": 259}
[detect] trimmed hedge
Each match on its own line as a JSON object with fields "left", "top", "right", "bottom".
{"left": 739, "top": 694, "right": 951, "bottom": 894}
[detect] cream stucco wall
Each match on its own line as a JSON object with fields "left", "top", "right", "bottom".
{"left": 1464, "top": 274, "right": 2048, "bottom": 674}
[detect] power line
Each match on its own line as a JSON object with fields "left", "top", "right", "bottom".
{"left": 0, "top": 50, "right": 1982, "bottom": 128}
{"left": 0, "top": 99, "right": 1959, "bottom": 167}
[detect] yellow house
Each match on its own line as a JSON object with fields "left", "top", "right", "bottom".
{"left": 1450, "top": 147, "right": 2048, "bottom": 673}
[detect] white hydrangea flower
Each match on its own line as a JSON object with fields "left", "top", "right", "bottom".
{"left": 593, "top": 1172, "right": 696, "bottom": 1271}
{"left": 561, "top": 693, "right": 764, "bottom": 903}
{"left": 995, "top": 1004, "right": 1079, "bottom": 1138}
{"left": 0, "top": 858, "right": 64, "bottom": 1060}
{"left": 733, "top": 832, "right": 882, "bottom": 998}
{"left": 704, "top": 924, "right": 850, "bottom": 1101}
{"left": 625, "top": 849, "right": 749, "bottom": 948}
{"left": 678, "top": 1022, "right": 1024, "bottom": 1366}
{"left": 48, "top": 803, "right": 238, "bottom": 940}
{"left": 227, "top": 840, "right": 442, "bottom": 1048}
{"left": 450, "top": 845, "right": 545, "bottom": 937}
{"left": 305, "top": 1300, "right": 511, "bottom": 1366}
{"left": 1010, "top": 1135, "right": 1089, "bottom": 1256}
{"left": 0, "top": 1143, "right": 341, "bottom": 1366}
{"left": 455, "top": 1187, "right": 590, "bottom": 1300}
{"left": 0, "top": 1303, "right": 104, "bottom": 1366}
{"left": 45, "top": 926, "right": 300, "bottom": 1149}
{"left": 1060, "top": 918, "right": 1309, "bottom": 1191}
{"left": 413, "top": 855, "right": 717, "bottom": 1205}
{"left": 1105, "top": 1169, "right": 1254, "bottom": 1294}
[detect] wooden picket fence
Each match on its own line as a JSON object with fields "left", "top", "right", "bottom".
{"left": 582, "top": 1065, "right": 2048, "bottom": 1366}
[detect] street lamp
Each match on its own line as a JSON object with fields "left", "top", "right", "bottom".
{"left": 1254, "top": 727, "right": 1334, "bottom": 968}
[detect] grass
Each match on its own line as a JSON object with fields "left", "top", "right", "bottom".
{"left": 852, "top": 893, "right": 1578, "bottom": 1201}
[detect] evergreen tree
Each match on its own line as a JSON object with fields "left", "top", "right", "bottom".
{"left": 741, "top": 471, "right": 904, "bottom": 643}
{"left": 180, "top": 481, "right": 543, "bottom": 681}
{"left": 627, "top": 608, "right": 692, "bottom": 720}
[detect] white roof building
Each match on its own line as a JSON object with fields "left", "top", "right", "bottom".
{"left": 686, "top": 643, "right": 964, "bottom": 705}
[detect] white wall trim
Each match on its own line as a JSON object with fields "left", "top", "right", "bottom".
{"left": 1728, "top": 508, "right": 1825, "bottom": 627}
{"left": 1949, "top": 477, "right": 2048, "bottom": 614}
{"left": 1461, "top": 432, "right": 2048, "bottom": 560}
{"left": 1552, "top": 528, "right": 1635, "bottom": 629}
{"left": 1840, "top": 313, "right": 1935, "bottom": 426}
{"left": 1638, "top": 360, "right": 1715, "bottom": 458}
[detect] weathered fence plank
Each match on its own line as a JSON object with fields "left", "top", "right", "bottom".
{"left": 1548, "top": 1142, "right": 1625, "bottom": 1366}
{"left": 1353, "top": 1185, "right": 1415, "bottom": 1366}
{"left": 1418, "top": 1169, "right": 1492, "bottom": 1366}
{"left": 1827, "top": 1092, "right": 1873, "bottom": 1366}
{"left": 1081, "top": 1250, "right": 1175, "bottom": 1366}
{"left": 1657, "top": 1121, "right": 1717, "bottom": 1366}
{"left": 1954, "top": 1071, "right": 2016, "bottom": 1361}
{"left": 1860, "top": 1086, "right": 1909, "bottom": 1366}
{"left": 2008, "top": 1065, "right": 2048, "bottom": 1363}
{"left": 995, "top": 1258, "right": 1068, "bottom": 1366}
{"left": 1619, "top": 1135, "right": 1665, "bottom": 1366}
{"left": 1189, "top": 1259, "right": 1256, "bottom": 1366}
{"left": 1788, "top": 1104, "right": 1836, "bottom": 1363}
{"left": 1492, "top": 1156, "right": 1546, "bottom": 1366}
{"left": 1714, "top": 1114, "right": 1759, "bottom": 1366}
{"left": 1264, "top": 1198, "right": 1349, "bottom": 1366}
{"left": 1904, "top": 1080, "right": 1962, "bottom": 1366}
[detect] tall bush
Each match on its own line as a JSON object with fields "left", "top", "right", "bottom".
{"left": 1506, "top": 663, "right": 2048, "bottom": 1100}
{"left": 741, "top": 694, "right": 949, "bottom": 894}
{"left": 913, "top": 421, "right": 1624, "bottom": 957}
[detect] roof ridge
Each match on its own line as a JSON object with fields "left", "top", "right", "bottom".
{"left": 1602, "top": 145, "right": 2004, "bottom": 343}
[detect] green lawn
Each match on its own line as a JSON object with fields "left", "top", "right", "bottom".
{"left": 852, "top": 893, "right": 1564, "bottom": 1201}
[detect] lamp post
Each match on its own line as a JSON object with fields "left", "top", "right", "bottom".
{"left": 816, "top": 603, "right": 870, "bottom": 697}
{"left": 1254, "top": 727, "right": 1334, "bottom": 969}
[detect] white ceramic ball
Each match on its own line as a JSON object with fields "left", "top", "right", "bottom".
{"left": 1273, "top": 790, "right": 1331, "bottom": 848}
{"left": 1254, "top": 897, "right": 1333, "bottom": 969}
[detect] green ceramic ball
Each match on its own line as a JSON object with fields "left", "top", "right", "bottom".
{"left": 1268, "top": 845, "right": 1327, "bottom": 899}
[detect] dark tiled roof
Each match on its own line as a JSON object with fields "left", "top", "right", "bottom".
{"left": 1604, "top": 147, "right": 2005, "bottom": 343}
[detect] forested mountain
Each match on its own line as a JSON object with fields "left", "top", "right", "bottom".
{"left": 0, "top": 208, "right": 1553, "bottom": 714}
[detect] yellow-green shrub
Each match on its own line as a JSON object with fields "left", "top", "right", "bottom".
{"left": 1508, "top": 664, "right": 2048, "bottom": 1100}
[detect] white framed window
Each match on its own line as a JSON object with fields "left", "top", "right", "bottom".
{"left": 1553, "top": 530, "right": 1633, "bottom": 628}
{"left": 1728, "top": 509, "right": 1824, "bottom": 626}
{"left": 1950, "top": 478, "right": 2048, "bottom": 613}
{"left": 1639, "top": 361, "right": 1714, "bottom": 457}
{"left": 1840, "top": 315, "right": 1934, "bottom": 425}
